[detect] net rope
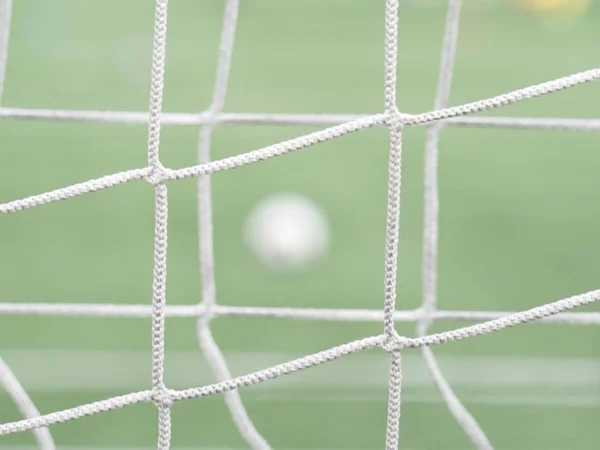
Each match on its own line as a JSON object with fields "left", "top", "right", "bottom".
{"left": 0, "top": 0, "right": 599, "bottom": 448}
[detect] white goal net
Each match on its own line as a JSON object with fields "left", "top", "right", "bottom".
{"left": 1, "top": 0, "right": 599, "bottom": 449}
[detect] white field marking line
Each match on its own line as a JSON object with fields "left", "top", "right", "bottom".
{"left": 1, "top": 350, "right": 599, "bottom": 392}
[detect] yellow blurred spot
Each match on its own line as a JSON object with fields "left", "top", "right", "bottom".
{"left": 517, "top": 0, "right": 591, "bottom": 14}
{"left": 516, "top": 0, "right": 592, "bottom": 29}
{"left": 521, "top": 0, "right": 586, "bottom": 11}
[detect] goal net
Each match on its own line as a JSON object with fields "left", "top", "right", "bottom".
{"left": 0, "top": 0, "right": 599, "bottom": 448}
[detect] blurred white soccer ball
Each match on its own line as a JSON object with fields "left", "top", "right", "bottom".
{"left": 244, "top": 193, "right": 330, "bottom": 271}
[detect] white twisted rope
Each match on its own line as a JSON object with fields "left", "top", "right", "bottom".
{"left": 0, "top": 0, "right": 11, "bottom": 102}
{"left": 405, "top": 68, "right": 600, "bottom": 127}
{"left": 0, "top": 65, "right": 597, "bottom": 217}
{"left": 0, "top": 68, "right": 597, "bottom": 448}
{"left": 2, "top": 301, "right": 600, "bottom": 325}
{"left": 2, "top": 108, "right": 599, "bottom": 131}
{"left": 0, "top": 168, "right": 149, "bottom": 216}
{"left": 195, "top": 1, "right": 270, "bottom": 448}
{"left": 0, "top": 1, "right": 56, "bottom": 447}
{"left": 2, "top": 289, "right": 600, "bottom": 439}
{"left": 145, "top": 0, "right": 172, "bottom": 448}
{"left": 0, "top": 0, "right": 599, "bottom": 448}
{"left": 381, "top": 2, "right": 405, "bottom": 448}
{"left": 0, "top": 65, "right": 596, "bottom": 218}
{"left": 0, "top": 356, "right": 55, "bottom": 449}
{"left": 420, "top": 1, "right": 492, "bottom": 448}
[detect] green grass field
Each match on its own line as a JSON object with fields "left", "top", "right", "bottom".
{"left": 1, "top": 0, "right": 600, "bottom": 448}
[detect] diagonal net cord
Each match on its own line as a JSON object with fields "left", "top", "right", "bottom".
{"left": 145, "top": 0, "right": 173, "bottom": 448}
{"left": 404, "top": 68, "right": 600, "bottom": 127}
{"left": 419, "top": 1, "right": 492, "bottom": 448}
{"left": 0, "top": 69, "right": 598, "bottom": 217}
{"left": 195, "top": 0, "right": 270, "bottom": 448}
{"left": 0, "top": 1, "right": 599, "bottom": 445}
{"left": 1, "top": 290, "right": 600, "bottom": 439}
{"left": 382, "top": 1, "right": 405, "bottom": 449}
{"left": 0, "top": 1, "right": 55, "bottom": 448}
{"left": 0, "top": 357, "right": 55, "bottom": 449}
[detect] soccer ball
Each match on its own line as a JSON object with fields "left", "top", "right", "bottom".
{"left": 244, "top": 193, "right": 330, "bottom": 272}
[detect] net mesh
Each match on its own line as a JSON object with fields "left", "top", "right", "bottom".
{"left": 0, "top": 0, "right": 599, "bottom": 449}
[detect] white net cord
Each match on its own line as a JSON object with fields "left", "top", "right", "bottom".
{"left": 145, "top": 0, "right": 172, "bottom": 447}
{"left": 419, "top": 0, "right": 492, "bottom": 448}
{"left": 0, "top": 0, "right": 11, "bottom": 101}
{"left": 0, "top": 357, "right": 54, "bottom": 450}
{"left": 0, "top": 0, "right": 599, "bottom": 448}
{"left": 0, "top": 0, "right": 55, "bottom": 448}
{"left": 195, "top": 0, "right": 270, "bottom": 448}
{"left": 1, "top": 291, "right": 600, "bottom": 439}
{"left": 382, "top": 1, "right": 404, "bottom": 448}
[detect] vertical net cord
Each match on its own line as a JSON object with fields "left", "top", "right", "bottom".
{"left": 419, "top": 1, "right": 492, "bottom": 448}
{"left": 0, "top": 0, "right": 11, "bottom": 101}
{"left": 382, "top": 1, "right": 403, "bottom": 449}
{"left": 195, "top": 1, "right": 270, "bottom": 448}
{"left": 0, "top": 1, "right": 597, "bottom": 448}
{"left": 0, "top": 1, "right": 55, "bottom": 448}
{"left": 147, "top": 0, "right": 172, "bottom": 449}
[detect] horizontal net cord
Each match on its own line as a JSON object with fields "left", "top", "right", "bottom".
{"left": 0, "top": 70, "right": 595, "bottom": 132}
{"left": 1, "top": 297, "right": 599, "bottom": 325}
{"left": 217, "top": 303, "right": 600, "bottom": 324}
{"left": 2, "top": 288, "right": 599, "bottom": 438}
{"left": 0, "top": 302, "right": 200, "bottom": 317}
{"left": 0, "top": 108, "right": 370, "bottom": 126}
{"left": 2, "top": 107, "right": 599, "bottom": 131}
{"left": 3, "top": 107, "right": 600, "bottom": 132}
{"left": 450, "top": 116, "right": 600, "bottom": 131}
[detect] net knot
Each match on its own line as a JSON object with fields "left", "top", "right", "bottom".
{"left": 198, "top": 303, "right": 216, "bottom": 327}
{"left": 152, "top": 388, "right": 174, "bottom": 408}
{"left": 146, "top": 164, "right": 169, "bottom": 186}
{"left": 381, "top": 330, "right": 410, "bottom": 352}
{"left": 201, "top": 107, "right": 220, "bottom": 127}
{"left": 385, "top": 108, "right": 409, "bottom": 128}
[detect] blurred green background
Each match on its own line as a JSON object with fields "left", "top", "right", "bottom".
{"left": 1, "top": 0, "right": 600, "bottom": 448}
